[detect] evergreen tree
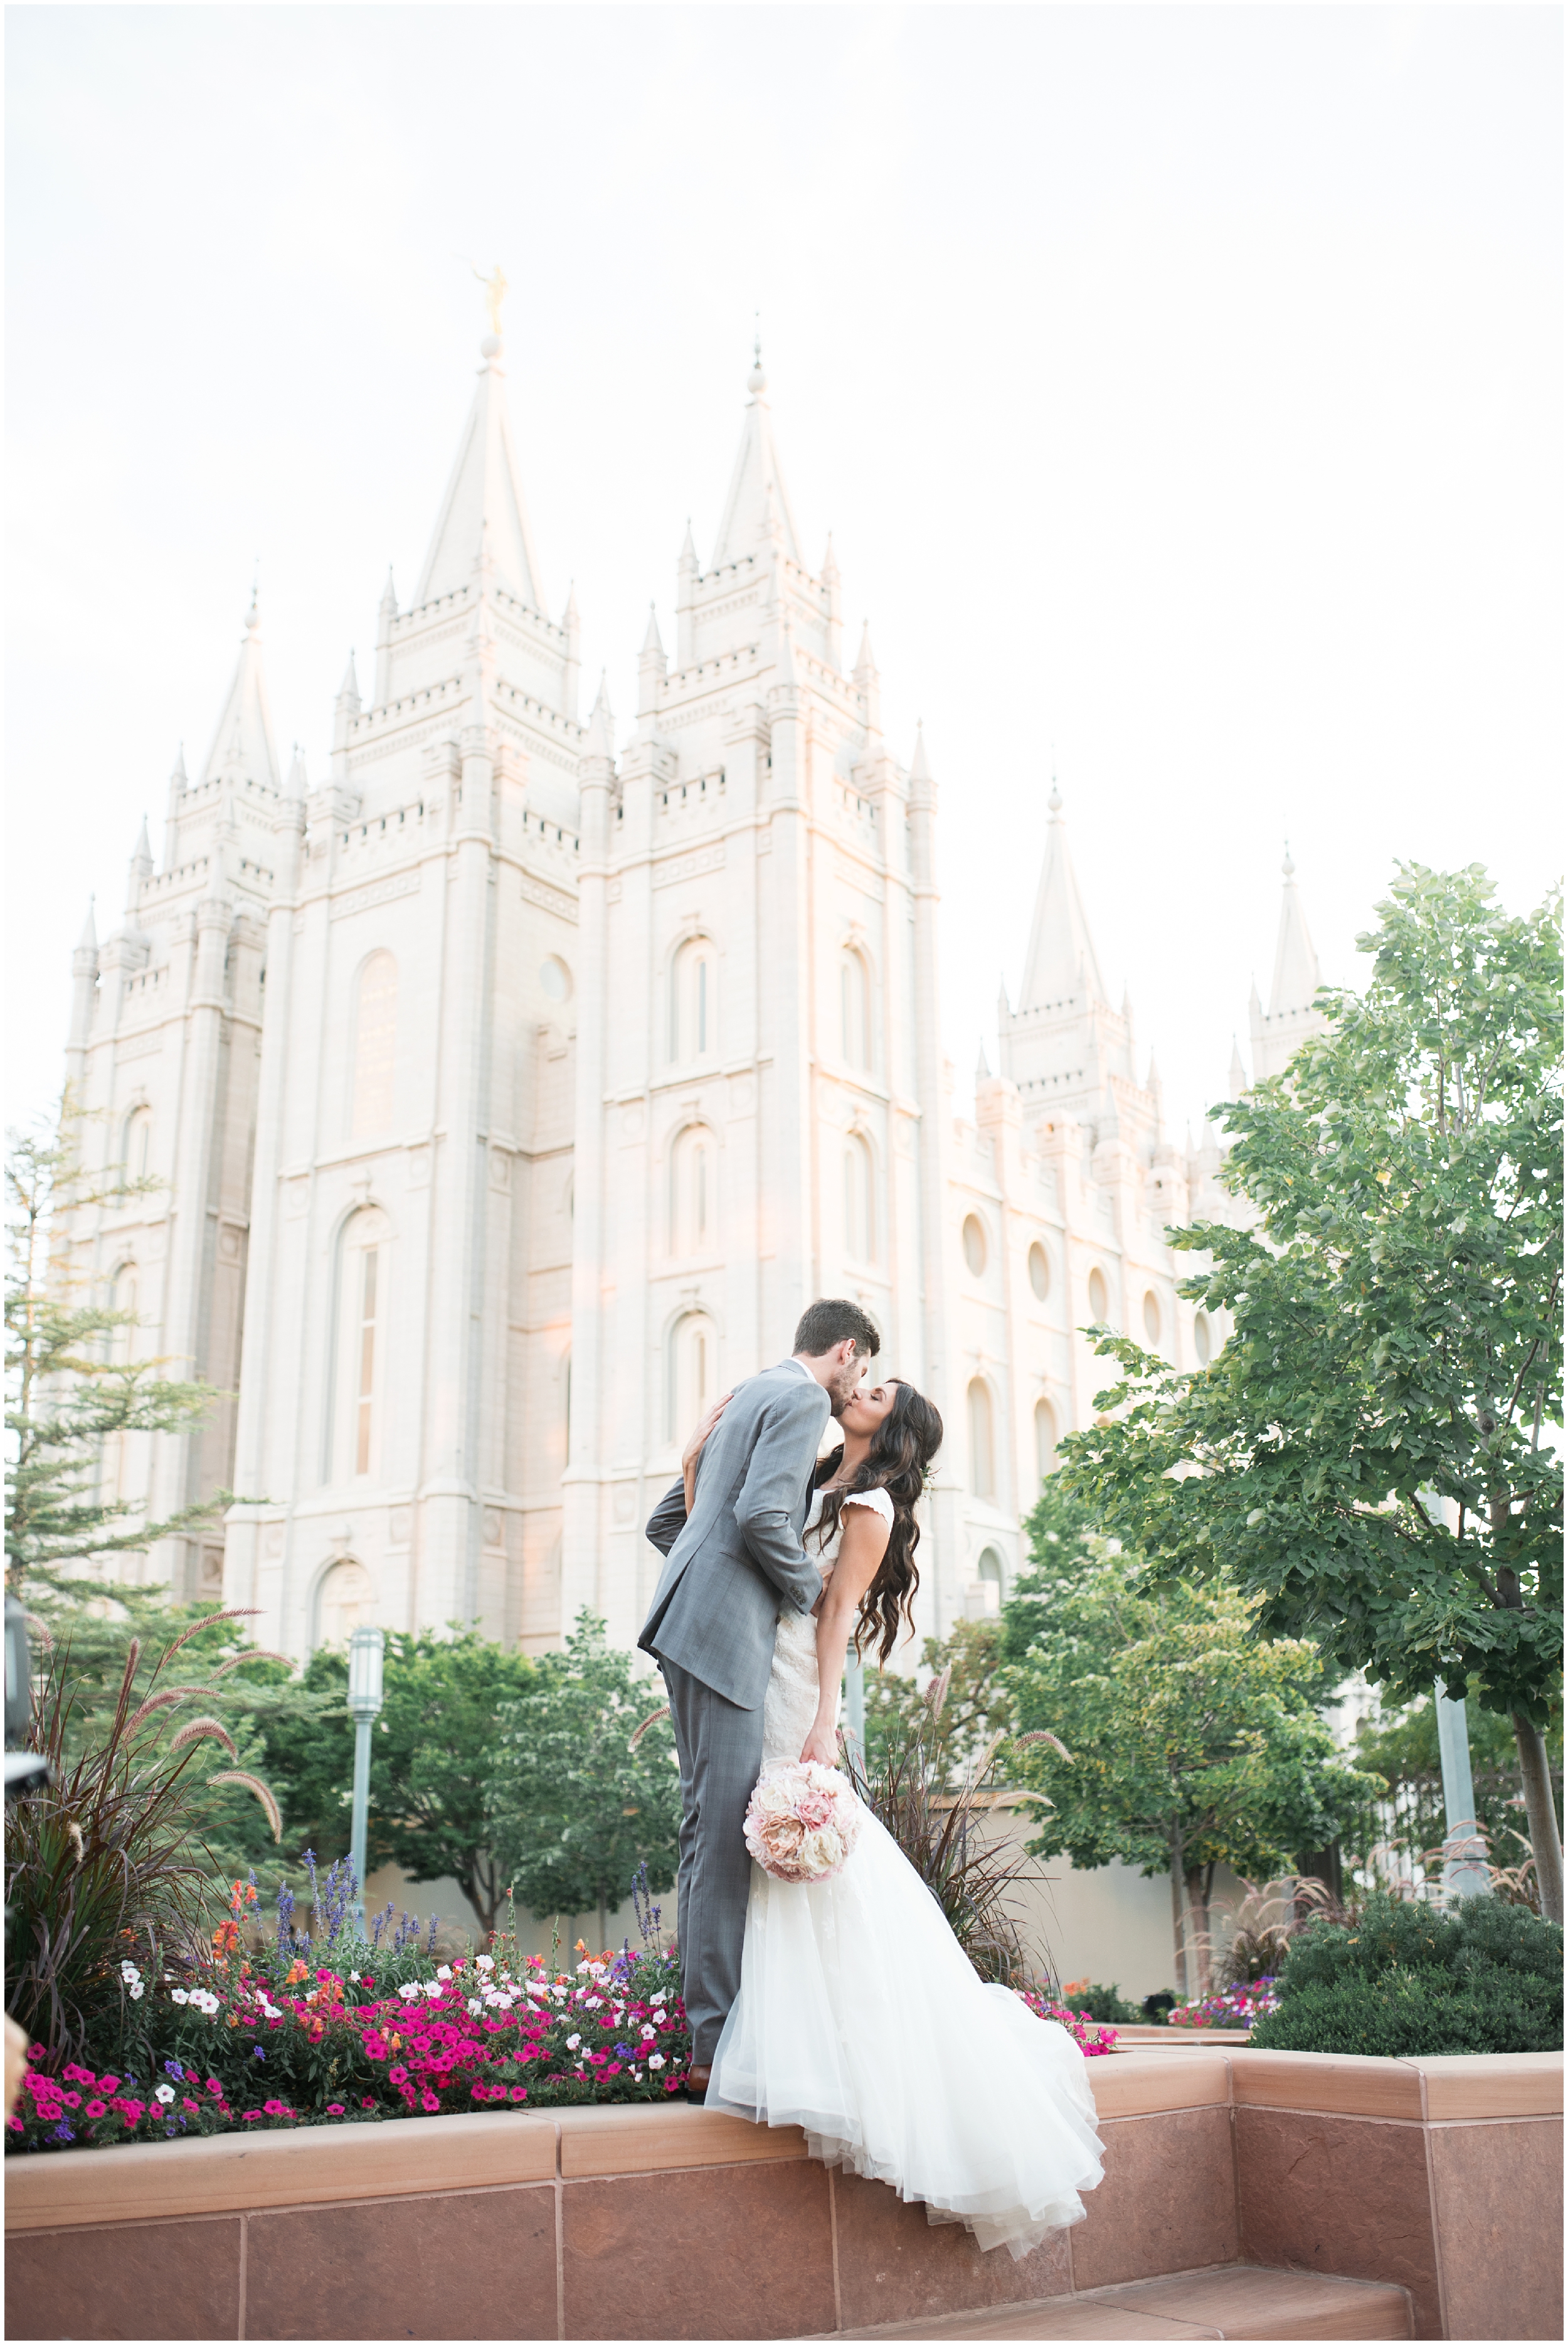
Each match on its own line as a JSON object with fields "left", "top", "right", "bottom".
{"left": 7, "top": 1095, "right": 226, "bottom": 1592}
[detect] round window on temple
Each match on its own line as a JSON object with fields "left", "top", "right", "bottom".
{"left": 1194, "top": 1311, "right": 1212, "bottom": 1366}
{"left": 1028, "top": 1242, "right": 1050, "bottom": 1301}
{"left": 1087, "top": 1265, "right": 1110, "bottom": 1322}
{"left": 962, "top": 1215, "right": 987, "bottom": 1277}
{"left": 1143, "top": 1290, "right": 1161, "bottom": 1344}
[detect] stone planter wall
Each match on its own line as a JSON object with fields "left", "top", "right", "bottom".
{"left": 4, "top": 2049, "right": 1560, "bottom": 2341}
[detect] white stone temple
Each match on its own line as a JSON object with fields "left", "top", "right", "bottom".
{"left": 58, "top": 329, "right": 1323, "bottom": 1665}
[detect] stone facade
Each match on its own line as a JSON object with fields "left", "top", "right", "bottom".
{"left": 56, "top": 332, "right": 1322, "bottom": 1661}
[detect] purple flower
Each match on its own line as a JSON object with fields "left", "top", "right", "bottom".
{"left": 164, "top": 2060, "right": 184, "bottom": 2080}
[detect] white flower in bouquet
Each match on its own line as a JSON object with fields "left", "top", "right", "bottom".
{"left": 743, "top": 1761, "right": 861, "bottom": 1883}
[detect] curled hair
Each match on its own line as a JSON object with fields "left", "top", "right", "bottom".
{"left": 811, "top": 1380, "right": 944, "bottom": 1665}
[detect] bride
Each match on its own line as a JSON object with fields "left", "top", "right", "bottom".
{"left": 681, "top": 1373, "right": 1104, "bottom": 2260}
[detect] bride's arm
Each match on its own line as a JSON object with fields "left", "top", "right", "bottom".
{"left": 681, "top": 1391, "right": 733, "bottom": 1516}
{"left": 801, "top": 1506, "right": 889, "bottom": 1767}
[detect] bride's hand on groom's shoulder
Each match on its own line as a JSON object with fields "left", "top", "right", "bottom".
{"left": 682, "top": 1391, "right": 734, "bottom": 1470}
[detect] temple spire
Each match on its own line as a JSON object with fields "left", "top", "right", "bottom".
{"left": 1268, "top": 845, "right": 1321, "bottom": 1016}
{"left": 416, "top": 331, "right": 544, "bottom": 611}
{"left": 1017, "top": 785, "right": 1109, "bottom": 1011}
{"left": 709, "top": 345, "right": 804, "bottom": 569}
{"left": 200, "top": 593, "right": 280, "bottom": 793}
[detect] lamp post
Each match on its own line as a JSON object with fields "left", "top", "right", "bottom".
{"left": 346, "top": 1625, "right": 385, "bottom": 1927}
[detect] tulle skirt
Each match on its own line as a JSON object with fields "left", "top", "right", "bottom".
{"left": 707, "top": 1805, "right": 1104, "bottom": 2258}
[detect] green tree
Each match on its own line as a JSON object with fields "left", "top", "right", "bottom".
{"left": 485, "top": 1612, "right": 681, "bottom": 1949}
{"left": 7, "top": 1096, "right": 226, "bottom": 1592}
{"left": 1059, "top": 866, "right": 1563, "bottom": 1918}
{"left": 258, "top": 1627, "right": 537, "bottom": 1938}
{"left": 863, "top": 1615, "right": 1014, "bottom": 1790}
{"left": 1002, "top": 1531, "right": 1381, "bottom": 1994}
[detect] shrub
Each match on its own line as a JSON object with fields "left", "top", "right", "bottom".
{"left": 5, "top": 1620, "right": 279, "bottom": 2061}
{"left": 1249, "top": 1890, "right": 1563, "bottom": 2056}
{"left": 1058, "top": 1980, "right": 1143, "bottom": 2025}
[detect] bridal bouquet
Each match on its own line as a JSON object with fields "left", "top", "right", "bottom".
{"left": 744, "top": 1762, "right": 862, "bottom": 1884}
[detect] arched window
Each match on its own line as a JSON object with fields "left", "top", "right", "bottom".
{"left": 669, "top": 937, "right": 718, "bottom": 1063}
{"left": 1194, "top": 1312, "right": 1212, "bottom": 1367}
{"left": 1028, "top": 1241, "right": 1050, "bottom": 1301}
{"left": 669, "top": 1125, "right": 717, "bottom": 1256}
{"left": 1034, "top": 1397, "right": 1057, "bottom": 1483}
{"left": 352, "top": 952, "right": 398, "bottom": 1139}
{"left": 1142, "top": 1290, "right": 1162, "bottom": 1346}
{"left": 967, "top": 1378, "right": 995, "bottom": 1499}
{"left": 840, "top": 949, "right": 872, "bottom": 1071}
{"left": 977, "top": 1548, "right": 1005, "bottom": 1613}
{"left": 327, "top": 1208, "right": 389, "bottom": 1482}
{"left": 315, "top": 1558, "right": 374, "bottom": 1651}
{"left": 844, "top": 1133, "right": 875, "bottom": 1262}
{"left": 962, "top": 1215, "right": 987, "bottom": 1277}
{"left": 1087, "top": 1265, "right": 1110, "bottom": 1322}
{"left": 120, "top": 1107, "right": 152, "bottom": 1186}
{"left": 539, "top": 955, "right": 572, "bottom": 1002}
{"left": 668, "top": 1311, "right": 718, "bottom": 1445}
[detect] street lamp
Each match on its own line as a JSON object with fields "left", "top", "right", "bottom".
{"left": 346, "top": 1625, "right": 385, "bottom": 1927}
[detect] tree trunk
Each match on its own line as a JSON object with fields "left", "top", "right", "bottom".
{"left": 1170, "top": 1846, "right": 1188, "bottom": 2002}
{"left": 1512, "top": 1713, "right": 1564, "bottom": 1925}
{"left": 1184, "top": 1867, "right": 1214, "bottom": 1996}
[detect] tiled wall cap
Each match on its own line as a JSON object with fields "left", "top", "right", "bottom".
{"left": 3, "top": 2108, "right": 557, "bottom": 2231}
{"left": 1088, "top": 2049, "right": 1232, "bottom": 2120}
{"left": 1232, "top": 2048, "right": 1564, "bottom": 2123}
{"left": 555, "top": 2099, "right": 809, "bottom": 2178}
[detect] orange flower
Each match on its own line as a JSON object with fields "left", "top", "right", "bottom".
{"left": 284, "top": 1959, "right": 309, "bottom": 1986}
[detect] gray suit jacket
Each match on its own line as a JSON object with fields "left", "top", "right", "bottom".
{"left": 638, "top": 1363, "right": 830, "bottom": 1711}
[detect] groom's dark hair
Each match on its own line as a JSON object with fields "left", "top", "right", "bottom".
{"left": 793, "top": 1298, "right": 881, "bottom": 1359}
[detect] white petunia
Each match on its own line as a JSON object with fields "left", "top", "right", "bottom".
{"left": 154, "top": 2085, "right": 175, "bottom": 2104}
{"left": 468, "top": 1998, "right": 482, "bottom": 2016}
{"left": 424, "top": 1981, "right": 443, "bottom": 1999}
{"left": 640, "top": 2022, "right": 657, "bottom": 2039}
{"left": 647, "top": 2054, "right": 665, "bottom": 2070}
{"left": 565, "top": 2033, "right": 581, "bottom": 2051}
{"left": 171, "top": 1989, "right": 189, "bottom": 2006}
{"left": 398, "top": 1982, "right": 422, "bottom": 2001}
{"left": 436, "top": 1965, "right": 452, "bottom": 1981}
{"left": 129, "top": 1982, "right": 145, "bottom": 2001}
{"left": 475, "top": 1954, "right": 494, "bottom": 1971}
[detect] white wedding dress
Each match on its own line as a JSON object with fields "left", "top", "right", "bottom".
{"left": 708, "top": 1488, "right": 1104, "bottom": 2258}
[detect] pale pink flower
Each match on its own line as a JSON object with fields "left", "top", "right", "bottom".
{"left": 743, "top": 1762, "right": 861, "bottom": 1883}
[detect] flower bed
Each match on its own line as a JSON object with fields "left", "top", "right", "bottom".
{"left": 1014, "top": 1987, "right": 1119, "bottom": 2054}
{"left": 8, "top": 1869, "right": 1120, "bottom": 2152}
{"left": 1166, "top": 1977, "right": 1280, "bottom": 2031}
{"left": 8, "top": 1884, "right": 694, "bottom": 2156}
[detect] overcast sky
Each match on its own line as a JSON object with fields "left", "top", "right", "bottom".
{"left": 6, "top": 4, "right": 1561, "bottom": 1144}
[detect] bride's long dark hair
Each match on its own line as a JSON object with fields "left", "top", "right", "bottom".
{"left": 810, "top": 1379, "right": 945, "bottom": 1665}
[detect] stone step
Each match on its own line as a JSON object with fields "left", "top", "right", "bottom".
{"left": 831, "top": 2262, "right": 1414, "bottom": 2341}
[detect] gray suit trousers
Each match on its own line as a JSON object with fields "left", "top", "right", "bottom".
{"left": 659, "top": 1654, "right": 764, "bottom": 2065}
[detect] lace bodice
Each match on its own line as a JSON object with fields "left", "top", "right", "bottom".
{"left": 760, "top": 1485, "right": 894, "bottom": 1768}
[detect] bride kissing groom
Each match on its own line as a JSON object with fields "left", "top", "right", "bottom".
{"left": 639, "top": 1299, "right": 1103, "bottom": 2260}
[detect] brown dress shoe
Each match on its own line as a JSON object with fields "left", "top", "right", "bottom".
{"left": 684, "top": 2062, "right": 712, "bottom": 2104}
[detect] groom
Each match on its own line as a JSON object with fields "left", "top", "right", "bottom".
{"left": 640, "top": 1298, "right": 880, "bottom": 2099}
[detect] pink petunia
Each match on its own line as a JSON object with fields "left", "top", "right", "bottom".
{"left": 420, "top": 2091, "right": 440, "bottom": 2113}
{"left": 263, "top": 2100, "right": 286, "bottom": 2117}
{"left": 62, "top": 2064, "right": 94, "bottom": 2086}
{"left": 206, "top": 2078, "right": 224, "bottom": 2097}
{"left": 84, "top": 2100, "right": 107, "bottom": 2119}
{"left": 387, "top": 2065, "right": 408, "bottom": 2085}
{"left": 97, "top": 2074, "right": 122, "bottom": 2092}
{"left": 61, "top": 2092, "right": 82, "bottom": 2108}
{"left": 243, "top": 2111, "right": 263, "bottom": 2122}
{"left": 183, "top": 2098, "right": 201, "bottom": 2114}
{"left": 326, "top": 2104, "right": 346, "bottom": 2116}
